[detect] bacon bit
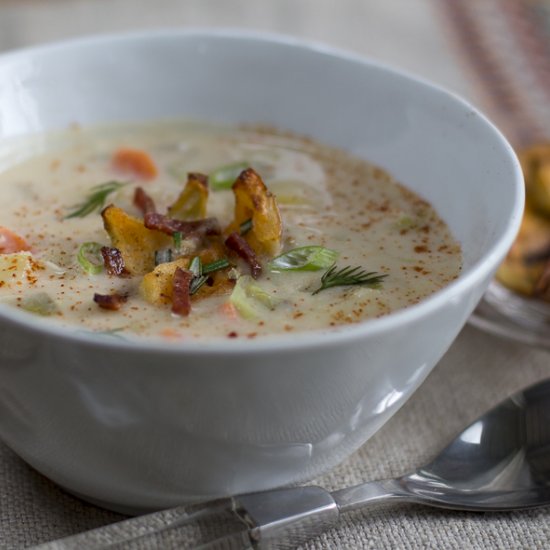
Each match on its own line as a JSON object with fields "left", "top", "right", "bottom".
{"left": 227, "top": 331, "right": 238, "bottom": 338}
{"left": 101, "top": 246, "right": 131, "bottom": 277}
{"left": 172, "top": 267, "right": 192, "bottom": 316}
{"left": 144, "top": 212, "right": 221, "bottom": 237}
{"left": 93, "top": 293, "right": 128, "bottom": 311}
{"left": 133, "top": 186, "right": 156, "bottom": 215}
{"left": 224, "top": 232, "right": 262, "bottom": 278}
{"left": 112, "top": 148, "right": 158, "bottom": 181}
{"left": 0, "top": 227, "right": 30, "bottom": 254}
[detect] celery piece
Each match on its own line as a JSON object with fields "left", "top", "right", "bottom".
{"left": 20, "top": 292, "right": 59, "bottom": 316}
{"left": 229, "top": 275, "right": 278, "bottom": 320}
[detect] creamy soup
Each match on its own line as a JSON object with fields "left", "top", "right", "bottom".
{"left": 0, "top": 122, "right": 461, "bottom": 341}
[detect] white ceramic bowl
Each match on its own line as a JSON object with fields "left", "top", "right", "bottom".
{"left": 0, "top": 30, "right": 523, "bottom": 513}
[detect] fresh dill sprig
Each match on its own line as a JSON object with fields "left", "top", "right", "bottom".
{"left": 65, "top": 181, "right": 126, "bottom": 219}
{"left": 312, "top": 264, "right": 387, "bottom": 295}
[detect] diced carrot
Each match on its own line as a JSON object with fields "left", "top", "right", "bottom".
{"left": 158, "top": 328, "right": 183, "bottom": 340}
{"left": 219, "top": 301, "right": 239, "bottom": 320}
{"left": 112, "top": 148, "right": 158, "bottom": 181}
{"left": 0, "top": 227, "right": 30, "bottom": 254}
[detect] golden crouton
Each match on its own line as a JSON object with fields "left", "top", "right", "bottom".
{"left": 102, "top": 205, "right": 172, "bottom": 275}
{"left": 226, "top": 168, "right": 282, "bottom": 257}
{"left": 168, "top": 172, "right": 209, "bottom": 220}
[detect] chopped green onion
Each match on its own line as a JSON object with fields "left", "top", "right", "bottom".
{"left": 154, "top": 249, "right": 173, "bottom": 266}
{"left": 268, "top": 246, "right": 338, "bottom": 272}
{"left": 20, "top": 292, "right": 58, "bottom": 316}
{"left": 202, "top": 258, "right": 230, "bottom": 275}
{"left": 210, "top": 161, "right": 249, "bottom": 190}
{"left": 173, "top": 231, "right": 183, "bottom": 252}
{"left": 65, "top": 181, "right": 126, "bottom": 219}
{"left": 189, "top": 256, "right": 203, "bottom": 277}
{"left": 240, "top": 218, "right": 253, "bottom": 235}
{"left": 229, "top": 275, "right": 278, "bottom": 319}
{"left": 77, "top": 242, "right": 105, "bottom": 275}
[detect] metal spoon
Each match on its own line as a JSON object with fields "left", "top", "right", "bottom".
{"left": 34, "top": 378, "right": 550, "bottom": 550}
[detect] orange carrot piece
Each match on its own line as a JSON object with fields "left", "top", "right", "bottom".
{"left": 112, "top": 148, "right": 158, "bottom": 181}
{"left": 219, "top": 301, "right": 239, "bottom": 321}
{"left": 0, "top": 227, "right": 30, "bottom": 254}
{"left": 158, "top": 328, "right": 183, "bottom": 340}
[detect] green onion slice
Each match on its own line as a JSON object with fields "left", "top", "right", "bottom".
{"left": 77, "top": 242, "right": 105, "bottom": 274}
{"left": 210, "top": 161, "right": 249, "bottom": 190}
{"left": 268, "top": 246, "right": 339, "bottom": 272}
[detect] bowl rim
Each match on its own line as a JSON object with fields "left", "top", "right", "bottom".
{"left": 0, "top": 28, "right": 525, "bottom": 355}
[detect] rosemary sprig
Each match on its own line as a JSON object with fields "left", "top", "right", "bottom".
{"left": 65, "top": 181, "right": 126, "bottom": 218}
{"left": 202, "top": 258, "right": 230, "bottom": 274}
{"left": 312, "top": 264, "right": 387, "bottom": 295}
{"left": 240, "top": 218, "right": 253, "bottom": 235}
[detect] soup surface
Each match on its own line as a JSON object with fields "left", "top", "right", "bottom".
{"left": 0, "top": 122, "right": 461, "bottom": 341}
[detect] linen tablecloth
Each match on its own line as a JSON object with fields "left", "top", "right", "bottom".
{"left": 1, "top": 1, "right": 549, "bottom": 548}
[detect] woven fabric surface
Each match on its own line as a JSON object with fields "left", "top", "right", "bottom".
{"left": 1, "top": 326, "right": 549, "bottom": 549}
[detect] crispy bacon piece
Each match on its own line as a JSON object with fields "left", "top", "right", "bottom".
{"left": 172, "top": 267, "right": 192, "bottom": 316}
{"left": 144, "top": 212, "right": 221, "bottom": 237}
{"left": 225, "top": 231, "right": 262, "bottom": 278}
{"left": 133, "top": 186, "right": 156, "bottom": 216}
{"left": 101, "top": 246, "right": 130, "bottom": 277}
{"left": 93, "top": 292, "right": 128, "bottom": 311}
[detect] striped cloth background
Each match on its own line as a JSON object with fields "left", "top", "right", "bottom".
{"left": 439, "top": 0, "right": 550, "bottom": 148}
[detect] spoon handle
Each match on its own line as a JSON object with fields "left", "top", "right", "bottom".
{"left": 331, "top": 478, "right": 412, "bottom": 513}
{"left": 30, "top": 486, "right": 340, "bottom": 550}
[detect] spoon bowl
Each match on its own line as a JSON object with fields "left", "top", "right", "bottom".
{"left": 390, "top": 377, "right": 550, "bottom": 510}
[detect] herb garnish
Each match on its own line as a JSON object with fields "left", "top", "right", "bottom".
{"left": 240, "top": 218, "right": 253, "bottom": 235}
{"left": 173, "top": 231, "right": 183, "bottom": 252}
{"left": 203, "top": 258, "right": 230, "bottom": 274}
{"left": 154, "top": 249, "right": 173, "bottom": 266}
{"left": 189, "top": 256, "right": 202, "bottom": 277}
{"left": 188, "top": 257, "right": 207, "bottom": 295}
{"left": 187, "top": 257, "right": 231, "bottom": 295}
{"left": 65, "top": 181, "right": 126, "bottom": 219}
{"left": 312, "top": 264, "right": 387, "bottom": 295}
